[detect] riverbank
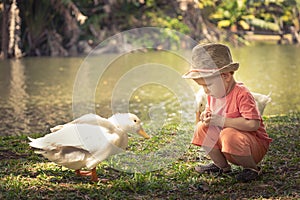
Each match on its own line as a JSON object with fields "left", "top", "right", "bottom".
{"left": 0, "top": 113, "right": 299, "bottom": 199}
{"left": 244, "top": 33, "right": 296, "bottom": 45}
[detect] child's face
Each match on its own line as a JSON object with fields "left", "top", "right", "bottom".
{"left": 193, "top": 73, "right": 233, "bottom": 98}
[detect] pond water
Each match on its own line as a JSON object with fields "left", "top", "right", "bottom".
{"left": 0, "top": 44, "right": 300, "bottom": 136}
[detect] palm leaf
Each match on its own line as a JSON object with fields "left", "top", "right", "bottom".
{"left": 248, "top": 18, "right": 280, "bottom": 31}
{"left": 239, "top": 20, "right": 250, "bottom": 30}
{"left": 217, "top": 20, "right": 232, "bottom": 28}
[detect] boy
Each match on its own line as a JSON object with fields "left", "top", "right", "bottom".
{"left": 182, "top": 43, "right": 272, "bottom": 182}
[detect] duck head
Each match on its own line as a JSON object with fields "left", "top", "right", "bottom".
{"left": 109, "top": 113, "right": 150, "bottom": 139}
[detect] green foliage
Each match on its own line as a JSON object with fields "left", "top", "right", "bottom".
{"left": 145, "top": 12, "right": 189, "bottom": 33}
{"left": 76, "top": 0, "right": 190, "bottom": 46}
{"left": 18, "top": 0, "right": 54, "bottom": 54}
{"left": 248, "top": 18, "right": 280, "bottom": 31}
{"left": 145, "top": 0, "right": 156, "bottom": 8}
{"left": 197, "top": 0, "right": 218, "bottom": 9}
{"left": 210, "top": 0, "right": 250, "bottom": 29}
{"left": 209, "top": 0, "right": 300, "bottom": 33}
{"left": 2, "top": 0, "right": 300, "bottom": 57}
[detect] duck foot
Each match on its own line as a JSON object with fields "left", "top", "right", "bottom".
{"left": 75, "top": 168, "right": 99, "bottom": 182}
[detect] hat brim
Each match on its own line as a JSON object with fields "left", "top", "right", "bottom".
{"left": 182, "top": 63, "right": 239, "bottom": 79}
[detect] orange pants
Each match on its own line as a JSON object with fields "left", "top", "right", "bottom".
{"left": 192, "top": 123, "right": 268, "bottom": 165}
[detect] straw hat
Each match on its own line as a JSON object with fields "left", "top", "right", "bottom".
{"left": 182, "top": 43, "right": 239, "bottom": 79}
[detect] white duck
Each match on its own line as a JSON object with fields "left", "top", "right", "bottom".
{"left": 28, "top": 113, "right": 150, "bottom": 182}
{"left": 195, "top": 87, "right": 271, "bottom": 123}
{"left": 251, "top": 92, "right": 272, "bottom": 115}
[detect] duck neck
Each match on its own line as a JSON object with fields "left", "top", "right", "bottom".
{"left": 115, "top": 130, "right": 128, "bottom": 150}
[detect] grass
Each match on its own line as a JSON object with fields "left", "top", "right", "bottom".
{"left": 0, "top": 113, "right": 299, "bottom": 199}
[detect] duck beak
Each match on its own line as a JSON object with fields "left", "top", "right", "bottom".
{"left": 138, "top": 128, "right": 150, "bottom": 139}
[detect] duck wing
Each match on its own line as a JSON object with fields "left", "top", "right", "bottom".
{"left": 29, "top": 124, "right": 124, "bottom": 169}
{"left": 50, "top": 113, "right": 115, "bottom": 133}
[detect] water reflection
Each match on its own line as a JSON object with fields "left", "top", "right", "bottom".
{"left": 0, "top": 57, "right": 82, "bottom": 136}
{"left": 8, "top": 59, "right": 29, "bottom": 132}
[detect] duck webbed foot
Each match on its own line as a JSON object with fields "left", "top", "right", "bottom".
{"left": 75, "top": 168, "right": 108, "bottom": 182}
{"left": 75, "top": 168, "right": 99, "bottom": 182}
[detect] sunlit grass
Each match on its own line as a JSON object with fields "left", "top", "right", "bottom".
{"left": 0, "top": 113, "right": 299, "bottom": 199}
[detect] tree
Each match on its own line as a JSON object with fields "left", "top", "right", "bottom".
{"left": 1, "top": 0, "right": 22, "bottom": 59}
{"left": 0, "top": 0, "right": 9, "bottom": 59}
{"left": 18, "top": 0, "right": 87, "bottom": 57}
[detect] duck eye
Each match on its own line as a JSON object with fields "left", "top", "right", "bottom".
{"left": 134, "top": 119, "right": 137, "bottom": 123}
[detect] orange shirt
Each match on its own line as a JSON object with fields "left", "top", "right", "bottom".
{"left": 207, "top": 82, "right": 272, "bottom": 149}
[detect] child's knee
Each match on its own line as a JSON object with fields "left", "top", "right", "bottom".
{"left": 195, "top": 123, "right": 208, "bottom": 135}
{"left": 192, "top": 123, "right": 209, "bottom": 146}
{"left": 220, "top": 128, "right": 247, "bottom": 148}
{"left": 220, "top": 128, "right": 239, "bottom": 140}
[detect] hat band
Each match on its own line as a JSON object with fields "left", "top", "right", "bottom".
{"left": 190, "top": 64, "right": 232, "bottom": 73}
{"left": 190, "top": 68, "right": 217, "bottom": 73}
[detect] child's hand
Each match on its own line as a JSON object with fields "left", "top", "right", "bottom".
{"left": 205, "top": 114, "right": 225, "bottom": 127}
{"left": 200, "top": 110, "right": 211, "bottom": 126}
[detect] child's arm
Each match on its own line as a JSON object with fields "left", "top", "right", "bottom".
{"left": 224, "top": 117, "right": 260, "bottom": 131}
{"left": 206, "top": 115, "right": 260, "bottom": 132}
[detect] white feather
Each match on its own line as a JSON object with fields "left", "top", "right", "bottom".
{"left": 29, "top": 113, "right": 147, "bottom": 170}
{"left": 50, "top": 113, "right": 115, "bottom": 133}
{"left": 251, "top": 92, "right": 272, "bottom": 115}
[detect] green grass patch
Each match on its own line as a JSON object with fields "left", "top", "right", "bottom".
{"left": 0, "top": 113, "right": 299, "bottom": 199}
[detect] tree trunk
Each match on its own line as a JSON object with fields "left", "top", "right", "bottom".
{"left": 1, "top": 0, "right": 9, "bottom": 59}
{"left": 50, "top": 0, "right": 86, "bottom": 56}
{"left": 180, "top": 2, "right": 221, "bottom": 43}
{"left": 8, "top": 0, "right": 22, "bottom": 58}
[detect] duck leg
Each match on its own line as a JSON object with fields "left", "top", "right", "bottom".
{"left": 75, "top": 168, "right": 99, "bottom": 182}
{"left": 90, "top": 168, "right": 99, "bottom": 182}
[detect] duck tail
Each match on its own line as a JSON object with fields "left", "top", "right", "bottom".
{"left": 28, "top": 137, "right": 44, "bottom": 149}
{"left": 266, "top": 92, "right": 272, "bottom": 103}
